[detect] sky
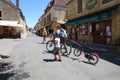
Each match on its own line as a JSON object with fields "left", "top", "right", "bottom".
{"left": 11, "top": 0, "right": 51, "bottom": 28}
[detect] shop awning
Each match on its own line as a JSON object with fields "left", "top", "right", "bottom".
{"left": 65, "top": 10, "right": 113, "bottom": 26}
{"left": 57, "top": 20, "right": 66, "bottom": 24}
{"left": 0, "top": 21, "right": 24, "bottom": 27}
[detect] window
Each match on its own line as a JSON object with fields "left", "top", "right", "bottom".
{"left": 44, "top": 17, "right": 46, "bottom": 24}
{"left": 102, "top": 0, "right": 114, "bottom": 4}
{"left": 0, "top": 11, "right": 2, "bottom": 20}
{"left": 47, "top": 13, "right": 51, "bottom": 22}
{"left": 47, "top": 15, "right": 49, "bottom": 23}
{"left": 80, "top": 23, "right": 88, "bottom": 35}
{"left": 49, "top": 13, "right": 51, "bottom": 22}
{"left": 77, "top": 0, "right": 82, "bottom": 13}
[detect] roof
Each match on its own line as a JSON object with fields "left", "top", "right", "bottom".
{"left": 57, "top": 20, "right": 66, "bottom": 24}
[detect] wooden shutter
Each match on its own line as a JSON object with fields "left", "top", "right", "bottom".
{"left": 77, "top": 0, "right": 82, "bottom": 13}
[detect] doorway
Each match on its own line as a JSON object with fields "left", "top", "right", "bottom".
{"left": 92, "top": 20, "right": 112, "bottom": 44}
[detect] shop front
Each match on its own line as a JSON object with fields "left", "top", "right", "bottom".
{"left": 65, "top": 9, "right": 113, "bottom": 44}
{"left": 0, "top": 21, "right": 24, "bottom": 38}
{"left": 91, "top": 19, "right": 112, "bottom": 44}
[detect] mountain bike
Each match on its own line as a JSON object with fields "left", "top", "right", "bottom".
{"left": 73, "top": 42, "right": 99, "bottom": 65}
{"left": 46, "top": 37, "right": 72, "bottom": 56}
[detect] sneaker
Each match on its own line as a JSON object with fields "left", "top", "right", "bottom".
{"left": 53, "top": 58, "right": 57, "bottom": 61}
{"left": 58, "top": 59, "right": 62, "bottom": 62}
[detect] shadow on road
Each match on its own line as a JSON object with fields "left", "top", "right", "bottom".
{"left": 0, "top": 61, "right": 30, "bottom": 80}
{"left": 43, "top": 59, "right": 55, "bottom": 62}
{"left": 96, "top": 51, "right": 120, "bottom": 66}
{"left": 63, "top": 55, "right": 96, "bottom": 66}
{"left": 0, "top": 73, "right": 15, "bottom": 80}
{"left": 0, "top": 55, "right": 10, "bottom": 59}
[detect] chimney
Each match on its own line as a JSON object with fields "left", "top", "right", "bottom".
{"left": 16, "top": 0, "right": 19, "bottom": 8}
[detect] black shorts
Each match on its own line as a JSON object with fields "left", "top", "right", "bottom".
{"left": 54, "top": 47, "right": 60, "bottom": 51}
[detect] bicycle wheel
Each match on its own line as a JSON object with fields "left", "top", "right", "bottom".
{"left": 46, "top": 40, "right": 55, "bottom": 52}
{"left": 87, "top": 52, "right": 99, "bottom": 65}
{"left": 61, "top": 42, "right": 72, "bottom": 56}
{"left": 74, "top": 47, "right": 82, "bottom": 57}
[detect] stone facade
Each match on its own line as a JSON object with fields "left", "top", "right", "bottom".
{"left": 66, "top": 0, "right": 120, "bottom": 53}
{"left": 0, "top": 0, "right": 27, "bottom": 38}
{"left": 35, "top": 0, "right": 70, "bottom": 35}
{"left": 0, "top": 0, "right": 19, "bottom": 21}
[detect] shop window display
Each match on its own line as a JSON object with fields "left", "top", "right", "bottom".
{"left": 81, "top": 24, "right": 88, "bottom": 35}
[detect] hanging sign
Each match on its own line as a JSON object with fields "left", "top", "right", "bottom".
{"left": 86, "top": 0, "right": 97, "bottom": 10}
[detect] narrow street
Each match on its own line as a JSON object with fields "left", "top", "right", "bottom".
{"left": 0, "top": 32, "right": 120, "bottom": 80}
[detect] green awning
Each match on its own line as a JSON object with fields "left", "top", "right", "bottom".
{"left": 65, "top": 10, "right": 113, "bottom": 26}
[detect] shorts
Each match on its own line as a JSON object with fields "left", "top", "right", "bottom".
{"left": 54, "top": 47, "right": 60, "bottom": 51}
{"left": 53, "top": 47, "right": 60, "bottom": 53}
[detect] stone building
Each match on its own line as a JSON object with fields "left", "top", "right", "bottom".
{"left": 0, "top": 0, "right": 27, "bottom": 38}
{"left": 35, "top": 0, "right": 70, "bottom": 35}
{"left": 65, "top": 0, "right": 120, "bottom": 53}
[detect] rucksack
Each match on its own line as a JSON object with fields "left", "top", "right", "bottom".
{"left": 59, "top": 29, "right": 67, "bottom": 38}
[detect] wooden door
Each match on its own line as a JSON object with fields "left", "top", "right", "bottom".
{"left": 92, "top": 20, "right": 111, "bottom": 44}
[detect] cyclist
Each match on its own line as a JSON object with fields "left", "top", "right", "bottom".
{"left": 56, "top": 24, "right": 68, "bottom": 53}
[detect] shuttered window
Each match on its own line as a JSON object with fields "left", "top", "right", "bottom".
{"left": 0, "top": 11, "right": 2, "bottom": 20}
{"left": 77, "top": 0, "right": 82, "bottom": 13}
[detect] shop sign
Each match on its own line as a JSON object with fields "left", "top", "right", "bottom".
{"left": 65, "top": 10, "right": 113, "bottom": 26}
{"left": 86, "top": 0, "right": 97, "bottom": 10}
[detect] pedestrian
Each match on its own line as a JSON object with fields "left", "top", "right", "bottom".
{"left": 52, "top": 32, "right": 62, "bottom": 62}
{"left": 42, "top": 27, "right": 47, "bottom": 44}
{"left": 48, "top": 28, "right": 54, "bottom": 40}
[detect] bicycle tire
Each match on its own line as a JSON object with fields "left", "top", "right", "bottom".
{"left": 87, "top": 52, "right": 99, "bottom": 65}
{"left": 74, "top": 47, "right": 82, "bottom": 57}
{"left": 61, "top": 42, "right": 72, "bottom": 56}
{"left": 46, "top": 40, "right": 55, "bottom": 52}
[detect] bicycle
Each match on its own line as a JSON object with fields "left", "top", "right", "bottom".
{"left": 46, "top": 36, "right": 72, "bottom": 56}
{"left": 73, "top": 41, "right": 99, "bottom": 65}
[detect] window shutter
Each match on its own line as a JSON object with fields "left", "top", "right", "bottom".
{"left": 77, "top": 0, "right": 82, "bottom": 13}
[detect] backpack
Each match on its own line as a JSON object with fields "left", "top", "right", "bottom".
{"left": 59, "top": 29, "right": 67, "bottom": 38}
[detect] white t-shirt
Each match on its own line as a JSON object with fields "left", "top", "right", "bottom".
{"left": 55, "top": 38, "right": 60, "bottom": 48}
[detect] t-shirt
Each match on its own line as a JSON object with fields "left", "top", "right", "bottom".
{"left": 42, "top": 30, "right": 47, "bottom": 36}
{"left": 55, "top": 38, "right": 60, "bottom": 48}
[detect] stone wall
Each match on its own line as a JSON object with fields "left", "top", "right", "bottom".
{"left": 0, "top": 0, "right": 19, "bottom": 21}
{"left": 111, "top": 6, "right": 120, "bottom": 53}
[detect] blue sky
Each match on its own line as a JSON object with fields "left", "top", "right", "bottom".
{"left": 11, "top": 0, "right": 51, "bottom": 28}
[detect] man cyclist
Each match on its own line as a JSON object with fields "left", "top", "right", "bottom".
{"left": 56, "top": 24, "right": 68, "bottom": 53}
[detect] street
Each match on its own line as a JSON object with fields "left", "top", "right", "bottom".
{"left": 0, "top": 32, "right": 120, "bottom": 80}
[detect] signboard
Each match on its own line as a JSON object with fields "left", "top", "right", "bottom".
{"left": 65, "top": 10, "right": 113, "bottom": 26}
{"left": 86, "top": 0, "right": 97, "bottom": 10}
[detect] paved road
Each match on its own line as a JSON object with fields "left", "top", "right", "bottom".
{"left": 0, "top": 32, "right": 120, "bottom": 80}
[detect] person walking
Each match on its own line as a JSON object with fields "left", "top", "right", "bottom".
{"left": 48, "top": 28, "right": 54, "bottom": 40}
{"left": 42, "top": 27, "right": 47, "bottom": 44}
